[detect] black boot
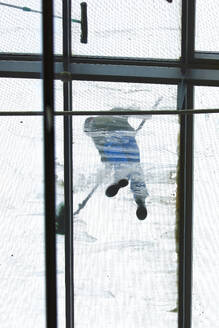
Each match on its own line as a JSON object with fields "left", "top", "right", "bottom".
{"left": 135, "top": 199, "right": 147, "bottom": 220}
{"left": 105, "top": 179, "right": 129, "bottom": 197}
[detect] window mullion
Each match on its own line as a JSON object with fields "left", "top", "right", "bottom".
{"left": 177, "top": 81, "right": 194, "bottom": 328}
{"left": 63, "top": 0, "right": 74, "bottom": 327}
{"left": 43, "top": 0, "right": 57, "bottom": 327}
{"left": 178, "top": 1, "right": 195, "bottom": 327}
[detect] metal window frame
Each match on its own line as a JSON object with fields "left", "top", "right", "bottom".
{"left": 62, "top": 0, "right": 74, "bottom": 327}
{"left": 1, "top": 0, "right": 219, "bottom": 327}
{"left": 42, "top": 1, "right": 57, "bottom": 328}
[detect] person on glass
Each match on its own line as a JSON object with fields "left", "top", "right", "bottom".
{"left": 84, "top": 108, "right": 151, "bottom": 220}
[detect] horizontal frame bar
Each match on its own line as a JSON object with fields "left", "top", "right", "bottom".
{"left": 0, "top": 108, "right": 218, "bottom": 116}
{"left": 0, "top": 52, "right": 219, "bottom": 66}
{"left": 195, "top": 51, "right": 219, "bottom": 61}
{"left": 69, "top": 63, "right": 219, "bottom": 85}
{"left": 1, "top": 60, "right": 219, "bottom": 85}
{"left": 0, "top": 60, "right": 62, "bottom": 78}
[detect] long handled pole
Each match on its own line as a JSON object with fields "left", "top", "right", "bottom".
{"left": 73, "top": 184, "right": 99, "bottom": 216}
{"left": 136, "top": 96, "right": 163, "bottom": 132}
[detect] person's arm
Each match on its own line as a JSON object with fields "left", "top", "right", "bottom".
{"left": 135, "top": 115, "right": 152, "bottom": 132}
{"left": 83, "top": 117, "right": 94, "bottom": 136}
{"left": 135, "top": 96, "right": 163, "bottom": 133}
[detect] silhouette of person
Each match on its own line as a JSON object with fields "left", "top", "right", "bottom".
{"left": 84, "top": 108, "right": 151, "bottom": 220}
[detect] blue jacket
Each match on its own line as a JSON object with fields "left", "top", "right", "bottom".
{"left": 84, "top": 116, "right": 140, "bottom": 163}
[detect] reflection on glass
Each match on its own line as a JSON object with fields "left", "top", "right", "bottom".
{"left": 72, "top": 0, "right": 181, "bottom": 59}
{"left": 71, "top": 103, "right": 179, "bottom": 325}
{"left": 193, "top": 88, "right": 219, "bottom": 327}
{"left": 0, "top": 117, "right": 45, "bottom": 327}
{"left": 195, "top": 1, "right": 219, "bottom": 51}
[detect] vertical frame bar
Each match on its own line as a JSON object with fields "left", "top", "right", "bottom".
{"left": 178, "top": 84, "right": 194, "bottom": 328}
{"left": 43, "top": 0, "right": 57, "bottom": 327}
{"left": 63, "top": 0, "right": 74, "bottom": 327}
{"left": 181, "top": 0, "right": 196, "bottom": 72}
{"left": 183, "top": 86, "right": 194, "bottom": 328}
{"left": 178, "top": 1, "right": 196, "bottom": 327}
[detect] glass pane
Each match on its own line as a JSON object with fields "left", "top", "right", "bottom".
{"left": 0, "top": 116, "right": 45, "bottom": 327}
{"left": 193, "top": 88, "right": 219, "bottom": 327}
{"left": 54, "top": 0, "right": 63, "bottom": 54}
{"left": 195, "top": 86, "right": 219, "bottom": 110}
{"left": 55, "top": 81, "right": 64, "bottom": 112}
{"left": 0, "top": 79, "right": 42, "bottom": 111}
{"left": 72, "top": 81, "right": 177, "bottom": 112}
{"left": 55, "top": 117, "right": 66, "bottom": 327}
{"left": 68, "top": 82, "right": 179, "bottom": 327}
{"left": 0, "top": 0, "right": 41, "bottom": 53}
{"left": 72, "top": 0, "right": 181, "bottom": 59}
{"left": 0, "top": 0, "right": 61, "bottom": 54}
{"left": 0, "top": 79, "right": 62, "bottom": 112}
{"left": 195, "top": 1, "right": 219, "bottom": 52}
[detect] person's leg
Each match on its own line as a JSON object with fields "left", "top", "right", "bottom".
{"left": 129, "top": 163, "right": 148, "bottom": 199}
{"left": 129, "top": 163, "right": 149, "bottom": 220}
{"left": 105, "top": 163, "right": 129, "bottom": 197}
